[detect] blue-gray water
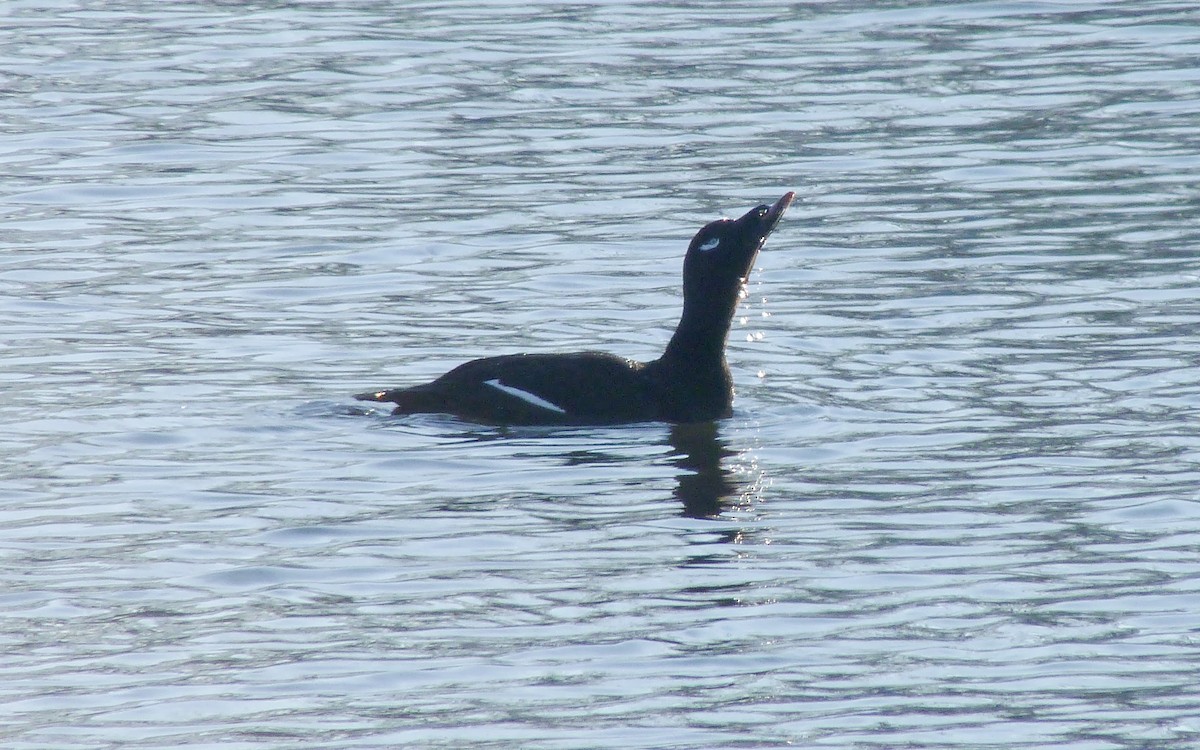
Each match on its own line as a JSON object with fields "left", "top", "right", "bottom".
{"left": 5, "top": 2, "right": 1200, "bottom": 748}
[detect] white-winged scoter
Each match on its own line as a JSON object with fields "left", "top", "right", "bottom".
{"left": 356, "top": 192, "right": 794, "bottom": 425}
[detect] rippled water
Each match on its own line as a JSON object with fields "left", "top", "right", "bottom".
{"left": 5, "top": 1, "right": 1200, "bottom": 748}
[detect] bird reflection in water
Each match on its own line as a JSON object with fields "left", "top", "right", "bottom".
{"left": 669, "top": 422, "right": 761, "bottom": 519}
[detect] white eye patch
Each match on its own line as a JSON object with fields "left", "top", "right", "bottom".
{"left": 484, "top": 379, "right": 567, "bottom": 414}
{"left": 697, "top": 237, "right": 721, "bottom": 252}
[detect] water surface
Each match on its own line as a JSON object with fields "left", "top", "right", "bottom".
{"left": 4, "top": 1, "right": 1200, "bottom": 748}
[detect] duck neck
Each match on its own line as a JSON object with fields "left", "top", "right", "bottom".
{"left": 664, "top": 278, "right": 742, "bottom": 361}
{"left": 662, "top": 314, "right": 731, "bottom": 368}
{"left": 648, "top": 309, "right": 736, "bottom": 421}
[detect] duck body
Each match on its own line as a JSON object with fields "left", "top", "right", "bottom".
{"left": 356, "top": 192, "right": 793, "bottom": 425}
{"left": 360, "top": 349, "right": 729, "bottom": 426}
{"left": 362, "top": 352, "right": 652, "bottom": 426}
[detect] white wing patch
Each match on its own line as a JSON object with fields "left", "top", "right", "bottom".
{"left": 698, "top": 237, "right": 721, "bottom": 252}
{"left": 483, "top": 379, "right": 567, "bottom": 414}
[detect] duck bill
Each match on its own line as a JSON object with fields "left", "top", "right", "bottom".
{"left": 728, "top": 191, "right": 795, "bottom": 281}
{"left": 763, "top": 191, "right": 795, "bottom": 233}
{"left": 745, "top": 191, "right": 795, "bottom": 261}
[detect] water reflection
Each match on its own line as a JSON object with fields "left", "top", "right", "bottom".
{"left": 669, "top": 421, "right": 742, "bottom": 519}
{"left": 358, "top": 409, "right": 756, "bottom": 519}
